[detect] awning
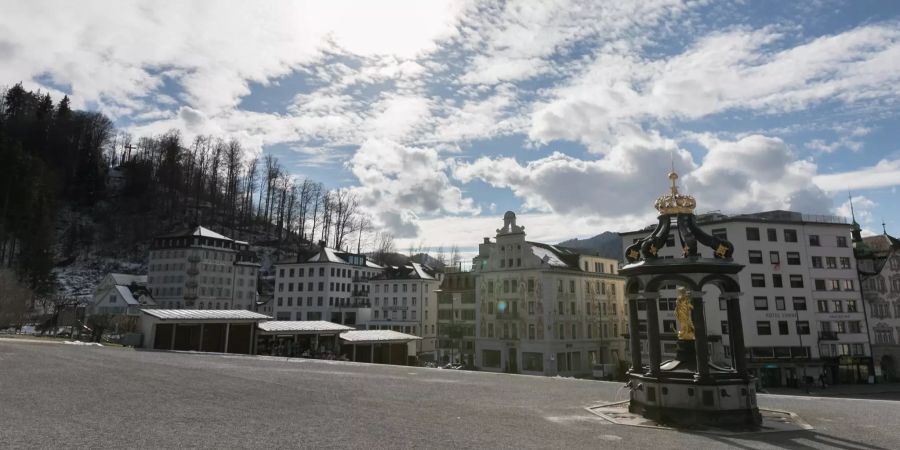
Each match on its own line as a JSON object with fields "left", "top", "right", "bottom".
{"left": 339, "top": 330, "right": 422, "bottom": 344}
{"left": 141, "top": 309, "right": 271, "bottom": 322}
{"left": 257, "top": 320, "right": 354, "bottom": 335}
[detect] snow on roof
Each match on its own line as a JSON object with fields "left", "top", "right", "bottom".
{"left": 115, "top": 285, "right": 140, "bottom": 306}
{"left": 258, "top": 320, "right": 354, "bottom": 334}
{"left": 307, "top": 246, "right": 349, "bottom": 264}
{"left": 339, "top": 330, "right": 422, "bottom": 343}
{"left": 110, "top": 273, "right": 147, "bottom": 286}
{"left": 141, "top": 309, "right": 271, "bottom": 321}
{"left": 530, "top": 245, "right": 569, "bottom": 268}
{"left": 410, "top": 262, "right": 436, "bottom": 280}
{"left": 193, "top": 226, "right": 232, "bottom": 241}
{"left": 158, "top": 225, "right": 233, "bottom": 242}
{"left": 365, "top": 260, "right": 384, "bottom": 269}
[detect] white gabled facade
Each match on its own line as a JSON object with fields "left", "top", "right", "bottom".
{"left": 858, "top": 233, "right": 900, "bottom": 381}
{"left": 621, "top": 210, "right": 871, "bottom": 387}
{"left": 91, "top": 273, "right": 154, "bottom": 316}
{"left": 473, "top": 212, "right": 627, "bottom": 377}
{"left": 148, "top": 225, "right": 260, "bottom": 311}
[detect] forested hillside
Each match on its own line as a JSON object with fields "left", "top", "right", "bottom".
{"left": 0, "top": 83, "right": 390, "bottom": 299}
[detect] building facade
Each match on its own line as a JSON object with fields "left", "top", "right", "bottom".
{"left": 368, "top": 263, "right": 441, "bottom": 361}
{"left": 621, "top": 210, "right": 871, "bottom": 387}
{"left": 148, "top": 225, "right": 260, "bottom": 311}
{"left": 272, "top": 244, "right": 382, "bottom": 325}
{"left": 436, "top": 270, "right": 477, "bottom": 366}
{"left": 857, "top": 233, "right": 900, "bottom": 381}
{"left": 473, "top": 212, "right": 627, "bottom": 377}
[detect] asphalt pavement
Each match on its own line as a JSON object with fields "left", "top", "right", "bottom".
{"left": 1, "top": 339, "right": 898, "bottom": 449}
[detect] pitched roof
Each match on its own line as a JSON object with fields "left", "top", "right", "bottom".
{"left": 528, "top": 241, "right": 579, "bottom": 269}
{"left": 157, "top": 225, "right": 233, "bottom": 242}
{"left": 141, "top": 309, "right": 271, "bottom": 321}
{"left": 339, "top": 330, "right": 422, "bottom": 343}
{"left": 862, "top": 234, "right": 900, "bottom": 253}
{"left": 110, "top": 273, "right": 147, "bottom": 286}
{"left": 258, "top": 320, "right": 354, "bottom": 333}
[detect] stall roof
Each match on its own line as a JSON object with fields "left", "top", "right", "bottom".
{"left": 258, "top": 320, "right": 354, "bottom": 334}
{"left": 141, "top": 309, "right": 271, "bottom": 321}
{"left": 339, "top": 330, "right": 422, "bottom": 344}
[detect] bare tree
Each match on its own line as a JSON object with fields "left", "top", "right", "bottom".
{"left": 450, "top": 244, "right": 461, "bottom": 270}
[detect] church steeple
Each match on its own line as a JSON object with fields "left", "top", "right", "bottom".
{"left": 849, "top": 194, "right": 863, "bottom": 243}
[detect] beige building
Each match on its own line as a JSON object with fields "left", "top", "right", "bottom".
{"left": 473, "top": 212, "right": 627, "bottom": 377}
{"left": 148, "top": 225, "right": 260, "bottom": 311}
{"left": 857, "top": 232, "right": 900, "bottom": 381}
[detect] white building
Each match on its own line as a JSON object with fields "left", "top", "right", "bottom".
{"left": 473, "top": 212, "right": 627, "bottom": 377}
{"left": 368, "top": 262, "right": 441, "bottom": 361}
{"left": 272, "top": 243, "right": 383, "bottom": 326}
{"left": 91, "top": 273, "right": 155, "bottom": 316}
{"left": 621, "top": 210, "right": 871, "bottom": 387}
{"left": 148, "top": 225, "right": 260, "bottom": 311}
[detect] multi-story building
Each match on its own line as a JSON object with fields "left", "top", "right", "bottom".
{"left": 856, "top": 230, "right": 900, "bottom": 381}
{"left": 272, "top": 243, "right": 382, "bottom": 326}
{"left": 368, "top": 263, "right": 441, "bottom": 361}
{"left": 473, "top": 212, "right": 627, "bottom": 377}
{"left": 436, "top": 269, "right": 477, "bottom": 366}
{"left": 148, "top": 225, "right": 260, "bottom": 310}
{"left": 621, "top": 210, "right": 871, "bottom": 387}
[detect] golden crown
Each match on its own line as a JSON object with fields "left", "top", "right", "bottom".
{"left": 654, "top": 171, "right": 696, "bottom": 215}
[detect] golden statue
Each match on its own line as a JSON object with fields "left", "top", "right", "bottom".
{"left": 675, "top": 287, "right": 695, "bottom": 340}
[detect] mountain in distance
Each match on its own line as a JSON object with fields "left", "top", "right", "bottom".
{"left": 558, "top": 231, "right": 623, "bottom": 261}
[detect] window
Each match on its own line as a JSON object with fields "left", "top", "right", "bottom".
{"left": 569, "top": 280, "right": 576, "bottom": 293}
{"left": 817, "top": 299, "right": 829, "bottom": 312}
{"left": 837, "top": 236, "right": 848, "bottom": 248}
{"left": 830, "top": 279, "right": 841, "bottom": 291}
{"left": 843, "top": 280, "right": 854, "bottom": 291}
{"left": 811, "top": 256, "right": 823, "bottom": 268}
{"left": 840, "top": 257, "right": 851, "bottom": 269}
{"left": 522, "top": 352, "right": 543, "bottom": 371}
{"left": 778, "top": 321, "right": 789, "bottom": 335}
{"left": 712, "top": 228, "right": 728, "bottom": 240}
{"left": 488, "top": 281, "right": 494, "bottom": 294}
{"left": 809, "top": 234, "right": 820, "bottom": 246}
{"left": 784, "top": 229, "right": 798, "bottom": 242}
{"left": 757, "top": 321, "right": 772, "bottom": 335}
{"left": 775, "top": 296, "right": 785, "bottom": 310}
{"left": 748, "top": 250, "right": 763, "bottom": 264}
{"left": 773, "top": 274, "right": 783, "bottom": 288}
{"left": 787, "top": 252, "right": 801, "bottom": 265}
{"left": 527, "top": 279, "right": 534, "bottom": 292}
{"left": 482, "top": 350, "right": 501, "bottom": 368}
{"left": 751, "top": 274, "right": 766, "bottom": 287}
{"left": 848, "top": 321, "right": 861, "bottom": 334}
{"left": 826, "top": 257, "right": 837, "bottom": 269}
{"left": 528, "top": 324, "right": 536, "bottom": 340}
{"left": 754, "top": 296, "right": 769, "bottom": 310}
{"left": 792, "top": 297, "right": 807, "bottom": 311}
{"left": 814, "top": 279, "right": 826, "bottom": 291}
{"left": 663, "top": 320, "right": 677, "bottom": 333}
{"left": 719, "top": 298, "right": 728, "bottom": 310}
{"left": 832, "top": 300, "right": 843, "bottom": 313}
{"left": 769, "top": 251, "right": 780, "bottom": 264}
{"left": 797, "top": 321, "right": 810, "bottom": 335}
{"left": 721, "top": 321, "right": 729, "bottom": 335}
{"left": 847, "top": 300, "right": 858, "bottom": 312}
{"left": 767, "top": 228, "right": 778, "bottom": 242}
{"left": 789, "top": 275, "right": 804, "bottom": 288}
{"left": 746, "top": 227, "right": 760, "bottom": 241}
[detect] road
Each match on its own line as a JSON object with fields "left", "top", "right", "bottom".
{"left": 1, "top": 339, "right": 898, "bottom": 449}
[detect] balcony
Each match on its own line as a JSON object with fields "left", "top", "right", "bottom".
{"left": 188, "top": 255, "right": 201, "bottom": 263}
{"left": 819, "top": 331, "right": 840, "bottom": 340}
{"left": 351, "top": 290, "right": 369, "bottom": 298}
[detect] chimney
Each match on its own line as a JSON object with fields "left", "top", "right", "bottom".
{"left": 483, "top": 237, "right": 490, "bottom": 244}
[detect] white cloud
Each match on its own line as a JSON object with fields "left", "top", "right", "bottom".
{"left": 814, "top": 159, "right": 900, "bottom": 192}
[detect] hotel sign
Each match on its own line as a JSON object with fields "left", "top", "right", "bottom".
{"left": 764, "top": 312, "right": 798, "bottom": 319}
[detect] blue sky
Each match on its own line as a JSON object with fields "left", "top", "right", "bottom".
{"left": 3, "top": 0, "right": 900, "bottom": 252}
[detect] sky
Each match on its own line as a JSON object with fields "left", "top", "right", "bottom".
{"left": 2, "top": 0, "right": 900, "bottom": 255}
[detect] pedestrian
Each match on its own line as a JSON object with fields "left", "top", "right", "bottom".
{"left": 819, "top": 372, "right": 827, "bottom": 388}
